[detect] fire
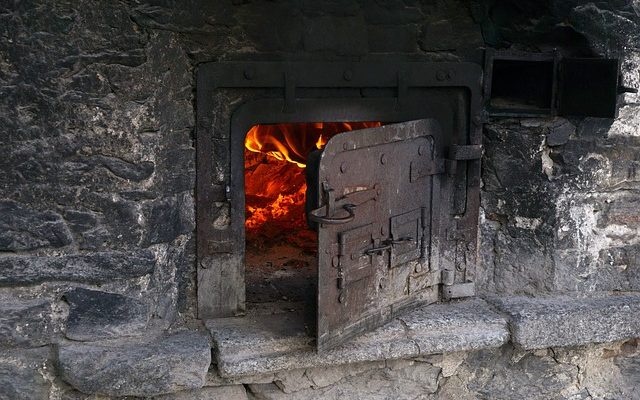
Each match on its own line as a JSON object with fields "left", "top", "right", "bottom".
{"left": 244, "top": 122, "right": 382, "bottom": 241}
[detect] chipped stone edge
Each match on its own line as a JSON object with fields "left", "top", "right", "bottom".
{"left": 484, "top": 292, "right": 640, "bottom": 351}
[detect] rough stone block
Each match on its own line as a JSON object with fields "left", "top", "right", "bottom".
{"left": 63, "top": 209, "right": 98, "bottom": 233}
{"left": 0, "top": 297, "right": 55, "bottom": 347}
{"left": 63, "top": 287, "right": 149, "bottom": 341}
{"left": 248, "top": 359, "right": 440, "bottom": 400}
{"left": 400, "top": 299, "right": 510, "bottom": 355}
{"left": 143, "top": 192, "right": 195, "bottom": 245}
{"left": 0, "top": 250, "right": 156, "bottom": 285}
{"left": 206, "top": 298, "right": 508, "bottom": 377}
{"left": 593, "top": 245, "right": 640, "bottom": 291}
{"left": 58, "top": 331, "right": 211, "bottom": 397}
{"left": 547, "top": 120, "right": 575, "bottom": 146}
{"left": 303, "top": 16, "right": 368, "bottom": 55}
{"left": 0, "top": 347, "right": 51, "bottom": 400}
{"left": 419, "top": 19, "right": 483, "bottom": 51}
{"left": 487, "top": 293, "right": 640, "bottom": 349}
{"left": 367, "top": 25, "right": 417, "bottom": 53}
{"left": 93, "top": 155, "right": 154, "bottom": 182}
{"left": 362, "top": 1, "right": 424, "bottom": 24}
{"left": 156, "top": 385, "right": 249, "bottom": 400}
{"left": 0, "top": 199, "right": 73, "bottom": 251}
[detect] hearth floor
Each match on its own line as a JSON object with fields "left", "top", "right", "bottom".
{"left": 206, "top": 298, "right": 509, "bottom": 378}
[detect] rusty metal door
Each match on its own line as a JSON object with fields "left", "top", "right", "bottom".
{"left": 309, "top": 119, "right": 445, "bottom": 351}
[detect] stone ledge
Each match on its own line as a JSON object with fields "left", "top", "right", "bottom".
{"left": 57, "top": 331, "right": 211, "bottom": 397}
{"left": 486, "top": 292, "right": 640, "bottom": 350}
{"left": 206, "top": 298, "right": 509, "bottom": 378}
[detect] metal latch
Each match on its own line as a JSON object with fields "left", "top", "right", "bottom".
{"left": 364, "top": 236, "right": 414, "bottom": 256}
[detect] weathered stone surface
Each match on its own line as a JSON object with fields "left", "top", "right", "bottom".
{"left": 400, "top": 299, "right": 510, "bottom": 354}
{"left": 487, "top": 293, "right": 640, "bottom": 349}
{"left": 206, "top": 365, "right": 275, "bottom": 387}
{"left": 303, "top": 16, "right": 368, "bottom": 55}
{"left": 0, "top": 199, "right": 73, "bottom": 251}
{"left": 0, "top": 297, "right": 55, "bottom": 347}
{"left": 546, "top": 120, "right": 575, "bottom": 146}
{"left": 444, "top": 346, "right": 581, "bottom": 400}
{"left": 63, "top": 287, "right": 149, "bottom": 341}
{"left": 0, "top": 250, "right": 156, "bottom": 285}
{"left": 367, "top": 25, "right": 417, "bottom": 53}
{"left": 156, "top": 385, "right": 249, "bottom": 400}
{"left": 553, "top": 191, "right": 640, "bottom": 292}
{"left": 362, "top": 1, "right": 424, "bottom": 24}
{"left": 58, "top": 331, "right": 211, "bottom": 397}
{"left": 207, "top": 298, "right": 508, "bottom": 377}
{"left": 419, "top": 18, "right": 483, "bottom": 51}
{"left": 143, "top": 192, "right": 195, "bottom": 245}
{"left": 93, "top": 155, "right": 154, "bottom": 182}
{"left": 302, "top": 360, "right": 386, "bottom": 389}
{"left": 0, "top": 347, "right": 51, "bottom": 400}
{"left": 235, "top": 2, "right": 303, "bottom": 52}
{"left": 569, "top": 3, "right": 640, "bottom": 53}
{"left": 247, "top": 359, "right": 440, "bottom": 400}
{"left": 551, "top": 339, "right": 640, "bottom": 400}
{"left": 63, "top": 209, "right": 98, "bottom": 233}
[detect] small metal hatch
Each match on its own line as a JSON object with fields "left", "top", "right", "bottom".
{"left": 308, "top": 119, "right": 446, "bottom": 351}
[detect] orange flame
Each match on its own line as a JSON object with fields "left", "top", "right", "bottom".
{"left": 244, "top": 122, "right": 382, "bottom": 238}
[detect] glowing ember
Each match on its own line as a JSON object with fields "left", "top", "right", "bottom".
{"left": 244, "top": 122, "right": 382, "bottom": 241}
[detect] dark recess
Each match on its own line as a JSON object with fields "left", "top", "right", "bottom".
{"left": 559, "top": 58, "right": 619, "bottom": 118}
{"left": 490, "top": 59, "right": 554, "bottom": 112}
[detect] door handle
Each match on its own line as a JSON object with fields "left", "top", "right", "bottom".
{"left": 308, "top": 204, "right": 356, "bottom": 225}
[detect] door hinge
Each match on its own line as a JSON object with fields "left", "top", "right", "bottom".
{"left": 440, "top": 269, "right": 475, "bottom": 300}
{"left": 449, "top": 144, "right": 483, "bottom": 160}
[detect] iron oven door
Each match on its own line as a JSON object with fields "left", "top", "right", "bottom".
{"left": 312, "top": 119, "right": 445, "bottom": 351}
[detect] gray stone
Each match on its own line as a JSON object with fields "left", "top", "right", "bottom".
{"left": 0, "top": 347, "right": 51, "bottom": 400}
{"left": 362, "top": 1, "right": 424, "bottom": 24}
{"left": 206, "top": 298, "right": 508, "bottom": 377}
{"left": 487, "top": 293, "right": 640, "bottom": 349}
{"left": 0, "top": 250, "right": 156, "bottom": 285}
{"left": 155, "top": 385, "right": 249, "bottom": 400}
{"left": 577, "top": 117, "right": 613, "bottom": 139}
{"left": 400, "top": 299, "right": 510, "bottom": 354}
{"left": 570, "top": 3, "right": 640, "bottom": 53}
{"left": 247, "top": 359, "right": 440, "bottom": 400}
{"left": 62, "top": 209, "right": 98, "bottom": 233}
{"left": 303, "top": 16, "right": 368, "bottom": 55}
{"left": 0, "top": 199, "right": 73, "bottom": 251}
{"left": 547, "top": 121, "right": 575, "bottom": 146}
{"left": 93, "top": 155, "right": 154, "bottom": 182}
{"left": 303, "top": 361, "right": 386, "bottom": 389}
{"left": 419, "top": 19, "right": 483, "bottom": 51}
{"left": 143, "top": 193, "right": 195, "bottom": 245}
{"left": 58, "top": 331, "right": 211, "bottom": 397}
{"left": 457, "top": 347, "right": 579, "bottom": 400}
{"left": 63, "top": 287, "right": 149, "bottom": 341}
{"left": 0, "top": 297, "right": 55, "bottom": 347}
{"left": 367, "top": 25, "right": 417, "bottom": 53}
{"left": 206, "top": 366, "right": 275, "bottom": 387}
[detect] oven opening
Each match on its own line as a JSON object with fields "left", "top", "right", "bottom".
{"left": 244, "top": 122, "right": 382, "bottom": 305}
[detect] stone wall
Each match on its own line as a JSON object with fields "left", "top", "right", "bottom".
{"left": 1, "top": 0, "right": 639, "bottom": 398}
